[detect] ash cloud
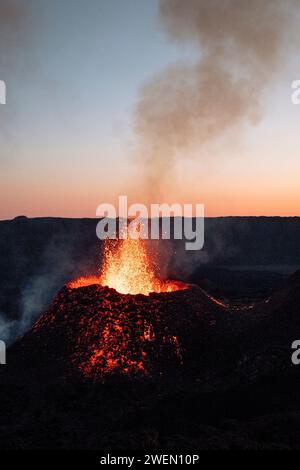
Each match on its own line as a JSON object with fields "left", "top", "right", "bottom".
{"left": 134, "top": 0, "right": 299, "bottom": 192}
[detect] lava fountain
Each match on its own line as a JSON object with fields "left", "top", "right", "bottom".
{"left": 69, "top": 236, "right": 186, "bottom": 295}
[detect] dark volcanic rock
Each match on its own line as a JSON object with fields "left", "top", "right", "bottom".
{"left": 8, "top": 283, "right": 229, "bottom": 382}
{"left": 2, "top": 274, "right": 300, "bottom": 450}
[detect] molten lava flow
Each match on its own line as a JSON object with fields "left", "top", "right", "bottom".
{"left": 68, "top": 276, "right": 100, "bottom": 289}
{"left": 68, "top": 236, "right": 187, "bottom": 295}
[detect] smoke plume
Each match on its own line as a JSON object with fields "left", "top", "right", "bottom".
{"left": 134, "top": 0, "right": 299, "bottom": 192}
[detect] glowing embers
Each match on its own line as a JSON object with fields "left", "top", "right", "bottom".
{"left": 79, "top": 319, "right": 147, "bottom": 377}
{"left": 67, "top": 287, "right": 185, "bottom": 379}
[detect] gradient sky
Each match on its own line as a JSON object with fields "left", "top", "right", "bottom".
{"left": 0, "top": 0, "right": 300, "bottom": 219}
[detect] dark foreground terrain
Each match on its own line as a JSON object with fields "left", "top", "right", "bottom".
{"left": 1, "top": 271, "right": 300, "bottom": 449}
{"left": 1, "top": 217, "right": 300, "bottom": 450}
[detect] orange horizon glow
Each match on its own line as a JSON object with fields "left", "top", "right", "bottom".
{"left": 1, "top": 171, "right": 300, "bottom": 220}
{"left": 1, "top": 199, "right": 300, "bottom": 220}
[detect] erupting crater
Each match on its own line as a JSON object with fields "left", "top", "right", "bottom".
{"left": 11, "top": 237, "right": 225, "bottom": 382}
{"left": 32, "top": 283, "right": 193, "bottom": 379}
{"left": 57, "top": 237, "right": 189, "bottom": 378}
{"left": 68, "top": 237, "right": 188, "bottom": 295}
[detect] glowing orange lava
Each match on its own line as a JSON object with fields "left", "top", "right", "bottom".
{"left": 68, "top": 276, "right": 101, "bottom": 289}
{"left": 68, "top": 236, "right": 187, "bottom": 295}
{"left": 101, "top": 237, "right": 184, "bottom": 295}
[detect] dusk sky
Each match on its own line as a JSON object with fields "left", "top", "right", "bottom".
{"left": 1, "top": 0, "right": 300, "bottom": 219}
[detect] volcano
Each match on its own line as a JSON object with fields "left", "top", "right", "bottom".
{"left": 3, "top": 247, "right": 300, "bottom": 449}
{"left": 9, "top": 281, "right": 229, "bottom": 382}
{"left": 6, "top": 235, "right": 229, "bottom": 381}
